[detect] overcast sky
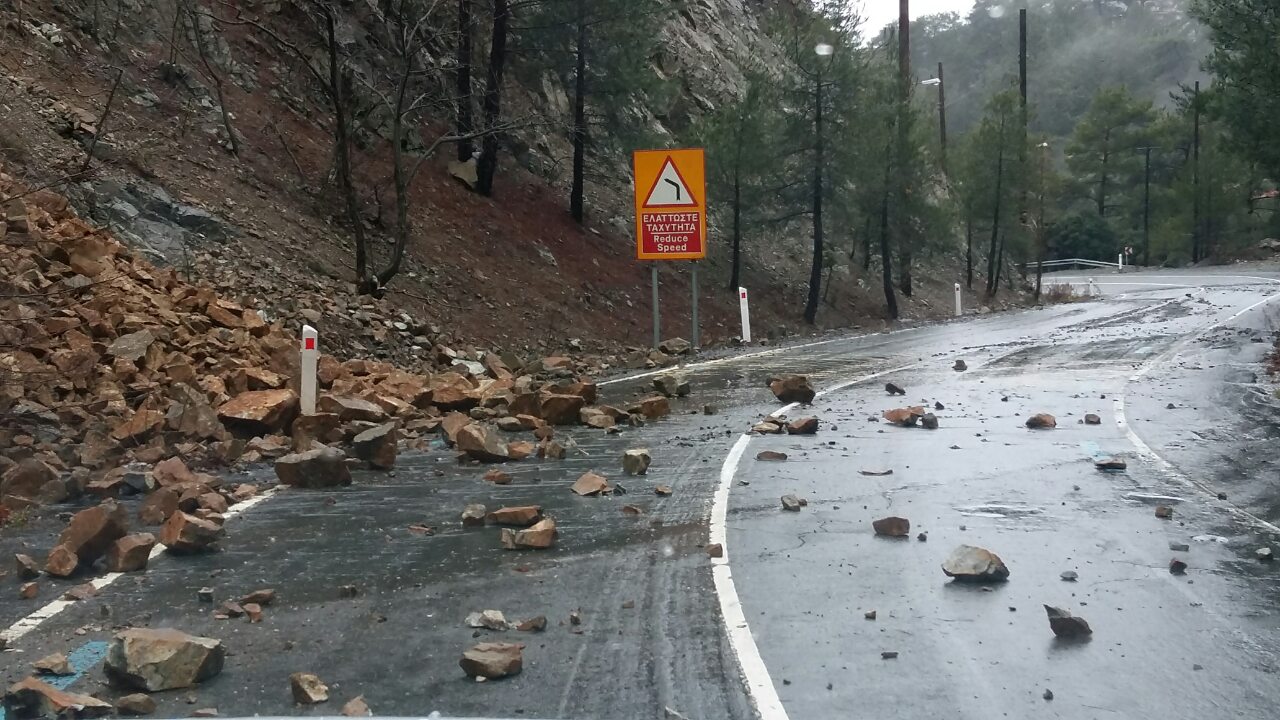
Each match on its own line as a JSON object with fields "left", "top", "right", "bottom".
{"left": 857, "top": 0, "right": 978, "bottom": 35}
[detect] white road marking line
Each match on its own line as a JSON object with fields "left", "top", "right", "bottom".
{"left": 1, "top": 486, "right": 282, "bottom": 646}
{"left": 709, "top": 363, "right": 917, "bottom": 720}
{"left": 1115, "top": 278, "right": 1280, "bottom": 535}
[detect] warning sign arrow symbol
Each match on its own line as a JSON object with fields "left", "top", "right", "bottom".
{"left": 643, "top": 157, "right": 698, "bottom": 208}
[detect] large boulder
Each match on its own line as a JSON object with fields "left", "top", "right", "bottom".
{"left": 633, "top": 395, "right": 670, "bottom": 420}
{"left": 500, "top": 518, "right": 557, "bottom": 549}
{"left": 941, "top": 545, "right": 1010, "bottom": 582}
{"left": 166, "top": 383, "right": 224, "bottom": 440}
{"left": 49, "top": 501, "right": 129, "bottom": 572}
{"left": 456, "top": 424, "right": 510, "bottom": 462}
{"left": 3, "top": 677, "right": 112, "bottom": 719}
{"left": 158, "top": 512, "right": 223, "bottom": 553}
{"left": 872, "top": 517, "right": 911, "bottom": 537}
{"left": 1025, "top": 413, "right": 1057, "bottom": 429}
{"left": 316, "top": 395, "right": 387, "bottom": 423}
{"left": 652, "top": 374, "right": 690, "bottom": 398}
{"left": 352, "top": 422, "right": 398, "bottom": 470}
{"left": 769, "top": 375, "right": 815, "bottom": 404}
{"left": 274, "top": 447, "right": 352, "bottom": 488}
{"left": 217, "top": 389, "right": 299, "bottom": 435}
{"left": 540, "top": 393, "right": 586, "bottom": 425}
{"left": 622, "top": 449, "right": 651, "bottom": 475}
{"left": 658, "top": 337, "right": 692, "bottom": 355}
{"left": 486, "top": 506, "right": 543, "bottom": 526}
{"left": 104, "top": 628, "right": 225, "bottom": 691}
{"left": 459, "top": 642, "right": 523, "bottom": 679}
{"left": 430, "top": 372, "right": 479, "bottom": 410}
{"left": 1, "top": 459, "right": 63, "bottom": 504}
{"left": 138, "top": 487, "right": 180, "bottom": 525}
{"left": 105, "top": 533, "right": 157, "bottom": 572}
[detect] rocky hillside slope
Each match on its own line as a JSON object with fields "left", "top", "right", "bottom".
{"left": 0, "top": 0, "right": 1007, "bottom": 368}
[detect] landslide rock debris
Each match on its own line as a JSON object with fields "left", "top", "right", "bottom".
{"left": 570, "top": 471, "right": 611, "bottom": 496}
{"left": 769, "top": 375, "right": 816, "bottom": 404}
{"left": 500, "top": 518, "right": 557, "bottom": 549}
{"left": 289, "top": 673, "right": 329, "bottom": 704}
{"left": 3, "top": 677, "right": 113, "bottom": 719}
{"left": 872, "top": 517, "right": 910, "bottom": 537}
{"left": 941, "top": 545, "right": 1010, "bottom": 582}
{"left": 341, "top": 696, "right": 371, "bottom": 717}
{"left": 622, "top": 449, "right": 652, "bottom": 475}
{"left": 1044, "top": 605, "right": 1092, "bottom": 638}
{"left": 781, "top": 495, "right": 802, "bottom": 512}
{"left": 115, "top": 693, "right": 157, "bottom": 716}
{"left": 104, "top": 628, "right": 226, "bottom": 691}
{"left": 885, "top": 382, "right": 906, "bottom": 396}
{"left": 786, "top": 417, "right": 819, "bottom": 434}
{"left": 1025, "top": 413, "right": 1057, "bottom": 429}
{"left": 459, "top": 642, "right": 524, "bottom": 679}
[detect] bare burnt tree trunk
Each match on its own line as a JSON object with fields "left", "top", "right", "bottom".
{"left": 475, "top": 0, "right": 509, "bottom": 197}
{"left": 455, "top": 0, "right": 475, "bottom": 161}
{"left": 321, "top": 8, "right": 370, "bottom": 287}
{"left": 986, "top": 113, "right": 1007, "bottom": 296}
{"left": 568, "top": 0, "right": 587, "bottom": 222}
{"left": 186, "top": 4, "right": 239, "bottom": 156}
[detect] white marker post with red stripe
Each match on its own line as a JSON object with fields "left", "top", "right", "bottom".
{"left": 954, "top": 282, "right": 962, "bottom": 317}
{"left": 738, "top": 287, "right": 751, "bottom": 344}
{"left": 300, "top": 325, "right": 318, "bottom": 416}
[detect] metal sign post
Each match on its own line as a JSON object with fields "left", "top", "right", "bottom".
{"left": 300, "top": 325, "right": 318, "bottom": 416}
{"left": 633, "top": 148, "right": 707, "bottom": 351}
{"left": 738, "top": 287, "right": 751, "bottom": 343}
{"left": 651, "top": 264, "right": 660, "bottom": 350}
{"left": 691, "top": 262, "right": 700, "bottom": 350}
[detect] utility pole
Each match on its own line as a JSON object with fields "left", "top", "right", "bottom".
{"left": 896, "top": 0, "right": 912, "bottom": 297}
{"left": 1192, "top": 80, "right": 1201, "bottom": 263}
{"left": 1137, "top": 145, "right": 1156, "bottom": 267}
{"left": 1034, "top": 141, "right": 1048, "bottom": 300}
{"left": 937, "top": 61, "right": 947, "bottom": 176}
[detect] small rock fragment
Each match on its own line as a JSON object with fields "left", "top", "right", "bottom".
{"left": 881, "top": 651, "right": 899, "bottom": 659}
{"left": 785, "top": 417, "right": 819, "bottom": 434}
{"left": 1025, "top": 413, "right": 1057, "bottom": 429}
{"left": 483, "top": 468, "right": 512, "bottom": 485}
{"left": 1095, "top": 457, "right": 1127, "bottom": 471}
{"left": 916, "top": 532, "right": 928, "bottom": 542}
{"left": 1044, "top": 605, "right": 1092, "bottom": 638}
{"left": 499, "top": 518, "right": 556, "bottom": 549}
{"left": 1060, "top": 570, "right": 1078, "bottom": 582}
{"left": 461, "top": 504, "right": 487, "bottom": 526}
{"left": 33, "top": 653, "right": 73, "bottom": 676}
{"left": 1169, "top": 542, "right": 1190, "bottom": 552}
{"left": 341, "top": 695, "right": 371, "bottom": 717}
{"left": 515, "top": 616, "right": 547, "bottom": 632}
{"left": 1043, "top": 689, "right": 1054, "bottom": 701}
{"left": 864, "top": 610, "right": 876, "bottom": 620}
{"left": 780, "top": 495, "right": 802, "bottom": 512}
{"left": 116, "top": 693, "right": 157, "bottom": 716}
{"left": 15, "top": 553, "right": 41, "bottom": 580}
{"left": 654, "top": 485, "right": 673, "bottom": 496}
{"left": 756, "top": 451, "right": 788, "bottom": 461}
{"left": 1170, "top": 558, "right": 1188, "bottom": 575}
{"left": 459, "top": 642, "right": 523, "bottom": 679}
{"left": 1258, "top": 547, "right": 1274, "bottom": 562}
{"left": 464, "top": 609, "right": 509, "bottom": 631}
{"left": 1084, "top": 413, "right": 1101, "bottom": 425}
{"left": 1155, "top": 505, "right": 1173, "bottom": 519}
{"left": 885, "top": 382, "right": 906, "bottom": 395}
{"left": 942, "top": 545, "right": 1010, "bottom": 582}
{"left": 622, "top": 449, "right": 651, "bottom": 475}
{"left": 289, "top": 673, "right": 328, "bottom": 705}
{"left": 859, "top": 469, "right": 893, "bottom": 476}
{"left": 953, "top": 360, "right": 967, "bottom": 371}
{"left": 570, "top": 471, "right": 611, "bottom": 496}
{"left": 706, "top": 543, "right": 723, "bottom": 558}
{"left": 872, "top": 516, "right": 910, "bottom": 537}
{"left": 919, "top": 413, "right": 939, "bottom": 430}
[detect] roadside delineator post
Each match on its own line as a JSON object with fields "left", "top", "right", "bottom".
{"left": 738, "top": 287, "right": 752, "bottom": 344}
{"left": 1117, "top": 253, "right": 1124, "bottom": 273}
{"left": 300, "top": 324, "right": 318, "bottom": 416}
{"left": 1088, "top": 277, "right": 1098, "bottom": 296}
{"left": 954, "top": 282, "right": 962, "bottom": 317}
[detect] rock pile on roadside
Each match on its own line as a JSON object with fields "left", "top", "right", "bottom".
{"left": 0, "top": 171, "right": 649, "bottom": 518}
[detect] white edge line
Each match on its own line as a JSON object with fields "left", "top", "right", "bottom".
{"left": 709, "top": 363, "right": 917, "bottom": 720}
{"left": 1115, "top": 279, "right": 1280, "bottom": 535}
{"left": 1, "top": 486, "right": 283, "bottom": 645}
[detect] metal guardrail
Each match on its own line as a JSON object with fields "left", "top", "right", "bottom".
{"left": 1025, "top": 258, "right": 1121, "bottom": 271}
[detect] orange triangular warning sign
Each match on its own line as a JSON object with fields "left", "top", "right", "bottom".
{"left": 642, "top": 157, "right": 698, "bottom": 208}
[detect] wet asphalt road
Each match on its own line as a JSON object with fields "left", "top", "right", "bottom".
{"left": 4, "top": 268, "right": 1280, "bottom": 720}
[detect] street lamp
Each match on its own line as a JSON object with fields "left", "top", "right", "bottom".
{"left": 1034, "top": 141, "right": 1050, "bottom": 300}
{"left": 805, "top": 41, "right": 833, "bottom": 325}
{"left": 920, "top": 63, "right": 946, "bottom": 174}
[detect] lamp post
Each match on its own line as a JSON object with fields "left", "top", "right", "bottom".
{"left": 804, "top": 41, "right": 833, "bottom": 325}
{"left": 921, "top": 68, "right": 946, "bottom": 175}
{"left": 1034, "top": 141, "right": 1049, "bottom": 300}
